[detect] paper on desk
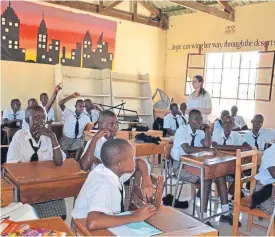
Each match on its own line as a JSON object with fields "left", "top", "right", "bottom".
{"left": 190, "top": 151, "right": 214, "bottom": 157}
{"left": 108, "top": 211, "right": 162, "bottom": 236}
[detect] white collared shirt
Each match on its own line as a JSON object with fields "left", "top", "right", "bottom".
{"left": 212, "top": 129, "right": 245, "bottom": 146}
{"left": 84, "top": 109, "right": 100, "bottom": 129}
{"left": 163, "top": 113, "right": 185, "bottom": 131}
{"left": 6, "top": 129, "right": 66, "bottom": 163}
{"left": 41, "top": 104, "right": 55, "bottom": 122}
{"left": 213, "top": 119, "right": 223, "bottom": 133}
{"left": 3, "top": 109, "right": 25, "bottom": 121}
{"left": 187, "top": 91, "right": 212, "bottom": 123}
{"left": 244, "top": 128, "right": 275, "bottom": 151}
{"left": 62, "top": 107, "right": 90, "bottom": 138}
{"left": 233, "top": 115, "right": 247, "bottom": 130}
{"left": 171, "top": 124, "right": 205, "bottom": 161}
{"left": 255, "top": 144, "right": 275, "bottom": 185}
{"left": 71, "top": 163, "right": 126, "bottom": 219}
{"left": 81, "top": 137, "right": 150, "bottom": 180}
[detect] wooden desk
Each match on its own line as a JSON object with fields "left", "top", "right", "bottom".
{"left": 18, "top": 217, "right": 75, "bottom": 236}
{"left": 2, "top": 159, "right": 87, "bottom": 204}
{"left": 131, "top": 141, "right": 169, "bottom": 158}
{"left": 74, "top": 206, "right": 218, "bottom": 236}
{"left": 130, "top": 130, "right": 163, "bottom": 140}
{"left": 1, "top": 178, "right": 13, "bottom": 207}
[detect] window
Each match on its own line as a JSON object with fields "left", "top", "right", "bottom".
{"left": 14, "top": 45, "right": 18, "bottom": 49}
{"left": 185, "top": 51, "right": 275, "bottom": 120}
{"left": 49, "top": 58, "right": 52, "bottom": 62}
{"left": 55, "top": 41, "right": 59, "bottom": 45}
{"left": 9, "top": 40, "right": 12, "bottom": 44}
{"left": 8, "top": 45, "right": 12, "bottom": 49}
{"left": 88, "top": 41, "right": 90, "bottom": 45}
{"left": 2, "top": 17, "right": 5, "bottom": 21}
{"left": 72, "top": 56, "right": 75, "bottom": 60}
{"left": 84, "top": 45, "right": 87, "bottom": 48}
{"left": 39, "top": 34, "right": 42, "bottom": 38}
{"left": 72, "top": 52, "right": 75, "bottom": 56}
{"left": 42, "top": 55, "right": 45, "bottom": 59}
{"left": 15, "top": 41, "right": 18, "bottom": 45}
{"left": 5, "top": 28, "right": 9, "bottom": 32}
{"left": 15, "top": 22, "right": 18, "bottom": 27}
{"left": 83, "top": 54, "right": 86, "bottom": 58}
{"left": 99, "top": 49, "right": 102, "bottom": 53}
{"left": 22, "top": 49, "right": 25, "bottom": 53}
{"left": 9, "top": 22, "right": 12, "bottom": 26}
{"left": 42, "top": 45, "right": 45, "bottom": 49}
{"left": 2, "top": 17, "right": 5, "bottom": 25}
{"left": 87, "top": 55, "right": 90, "bottom": 58}
{"left": 55, "top": 47, "right": 58, "bottom": 50}
{"left": 43, "top": 35, "right": 46, "bottom": 39}
{"left": 38, "top": 44, "right": 41, "bottom": 48}
{"left": 84, "top": 41, "right": 87, "bottom": 44}
{"left": 49, "top": 45, "right": 52, "bottom": 49}
{"left": 103, "top": 42, "right": 105, "bottom": 45}
{"left": 38, "top": 38, "right": 42, "bottom": 42}
{"left": 93, "top": 49, "right": 95, "bottom": 52}
{"left": 2, "top": 36, "right": 6, "bottom": 40}
{"left": 2, "top": 21, "right": 5, "bottom": 25}
{"left": 62, "top": 59, "right": 65, "bottom": 63}
{"left": 43, "top": 39, "right": 46, "bottom": 43}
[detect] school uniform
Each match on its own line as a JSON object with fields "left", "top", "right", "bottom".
{"left": 2, "top": 109, "right": 25, "bottom": 122}
{"left": 233, "top": 115, "right": 247, "bottom": 130}
{"left": 40, "top": 104, "right": 55, "bottom": 122}
{"left": 213, "top": 119, "right": 223, "bottom": 133}
{"left": 163, "top": 113, "right": 185, "bottom": 131}
{"left": 72, "top": 163, "right": 127, "bottom": 219}
{"left": 84, "top": 109, "right": 100, "bottom": 129}
{"left": 6, "top": 128, "right": 67, "bottom": 218}
{"left": 59, "top": 107, "right": 90, "bottom": 151}
{"left": 212, "top": 129, "right": 245, "bottom": 146}
{"left": 244, "top": 128, "right": 275, "bottom": 151}
{"left": 171, "top": 124, "right": 205, "bottom": 183}
{"left": 254, "top": 144, "right": 275, "bottom": 215}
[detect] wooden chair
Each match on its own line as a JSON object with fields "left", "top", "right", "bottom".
{"left": 232, "top": 148, "right": 275, "bottom": 236}
{"left": 129, "top": 171, "right": 164, "bottom": 211}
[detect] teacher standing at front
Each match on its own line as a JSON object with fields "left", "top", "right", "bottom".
{"left": 187, "top": 75, "right": 212, "bottom": 123}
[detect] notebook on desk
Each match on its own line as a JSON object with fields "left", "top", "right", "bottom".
{"left": 108, "top": 211, "right": 162, "bottom": 236}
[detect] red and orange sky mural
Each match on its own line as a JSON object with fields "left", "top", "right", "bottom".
{"left": 1, "top": 0, "right": 117, "bottom": 69}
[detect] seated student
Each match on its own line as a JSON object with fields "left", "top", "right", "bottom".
{"left": 252, "top": 144, "right": 275, "bottom": 215}
{"left": 84, "top": 99, "right": 103, "bottom": 130}
{"left": 163, "top": 103, "right": 184, "bottom": 136}
{"left": 40, "top": 93, "right": 55, "bottom": 123}
{"left": 179, "top": 102, "right": 188, "bottom": 125}
{"left": 213, "top": 110, "right": 230, "bottom": 134}
{"left": 231, "top": 105, "right": 248, "bottom": 131}
{"left": 171, "top": 109, "right": 240, "bottom": 226}
{"left": 72, "top": 139, "right": 157, "bottom": 230}
{"left": 6, "top": 105, "right": 67, "bottom": 219}
{"left": 244, "top": 114, "right": 275, "bottom": 151}
{"left": 2, "top": 99, "right": 25, "bottom": 127}
{"left": 58, "top": 92, "right": 90, "bottom": 161}
{"left": 80, "top": 110, "right": 154, "bottom": 199}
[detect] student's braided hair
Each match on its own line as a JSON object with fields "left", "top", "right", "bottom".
{"left": 194, "top": 75, "right": 206, "bottom": 95}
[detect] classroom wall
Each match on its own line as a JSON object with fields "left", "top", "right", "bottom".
{"left": 1, "top": 1, "right": 166, "bottom": 112}
{"left": 164, "top": 2, "right": 275, "bottom": 128}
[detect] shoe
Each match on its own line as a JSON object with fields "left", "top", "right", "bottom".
{"left": 204, "top": 221, "right": 214, "bottom": 228}
{"left": 220, "top": 213, "right": 241, "bottom": 227}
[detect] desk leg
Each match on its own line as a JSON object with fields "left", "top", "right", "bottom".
{"left": 13, "top": 186, "right": 19, "bottom": 203}
{"left": 164, "top": 160, "right": 168, "bottom": 196}
{"left": 172, "top": 161, "right": 183, "bottom": 207}
{"left": 266, "top": 203, "right": 275, "bottom": 237}
{"left": 200, "top": 167, "right": 204, "bottom": 221}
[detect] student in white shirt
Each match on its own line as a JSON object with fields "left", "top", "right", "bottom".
{"left": 40, "top": 93, "right": 55, "bottom": 122}
{"left": 58, "top": 92, "right": 91, "bottom": 161}
{"left": 2, "top": 99, "right": 25, "bottom": 127}
{"left": 253, "top": 144, "right": 275, "bottom": 215}
{"left": 171, "top": 109, "right": 241, "bottom": 227}
{"left": 163, "top": 103, "right": 184, "bottom": 136}
{"left": 72, "top": 139, "right": 156, "bottom": 230}
{"left": 6, "top": 105, "right": 66, "bottom": 219}
{"left": 84, "top": 99, "right": 103, "bottom": 129}
{"left": 80, "top": 110, "right": 154, "bottom": 201}
{"left": 231, "top": 105, "right": 248, "bottom": 131}
{"left": 244, "top": 114, "right": 275, "bottom": 151}
{"left": 213, "top": 110, "right": 229, "bottom": 134}
{"left": 179, "top": 102, "right": 188, "bottom": 125}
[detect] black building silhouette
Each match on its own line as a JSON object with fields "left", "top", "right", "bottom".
{"left": 61, "top": 42, "right": 82, "bottom": 67}
{"left": 93, "top": 32, "right": 113, "bottom": 69}
{"left": 36, "top": 13, "right": 60, "bottom": 64}
{"left": 82, "top": 31, "right": 93, "bottom": 68}
{"left": 1, "top": 1, "right": 25, "bottom": 61}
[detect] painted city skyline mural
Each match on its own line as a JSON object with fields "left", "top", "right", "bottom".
{"left": 1, "top": 1, "right": 117, "bottom": 69}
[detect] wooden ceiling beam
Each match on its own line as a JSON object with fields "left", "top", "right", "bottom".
{"left": 46, "top": 1, "right": 164, "bottom": 28}
{"left": 171, "top": 1, "right": 234, "bottom": 21}
{"left": 100, "top": 1, "right": 123, "bottom": 14}
{"left": 216, "top": 0, "right": 234, "bottom": 13}
{"left": 133, "top": 1, "right": 137, "bottom": 22}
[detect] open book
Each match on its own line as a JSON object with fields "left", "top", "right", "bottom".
{"left": 108, "top": 211, "right": 162, "bottom": 236}
{"left": 1, "top": 203, "right": 38, "bottom": 221}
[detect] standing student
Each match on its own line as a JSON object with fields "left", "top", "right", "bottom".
{"left": 2, "top": 99, "right": 25, "bottom": 127}
{"left": 80, "top": 110, "right": 154, "bottom": 201}
{"left": 6, "top": 105, "right": 67, "bottom": 219}
{"left": 72, "top": 139, "right": 157, "bottom": 230}
{"left": 231, "top": 105, "right": 248, "bottom": 131}
{"left": 171, "top": 109, "right": 240, "bottom": 226}
{"left": 187, "top": 75, "right": 212, "bottom": 123}
{"left": 40, "top": 93, "right": 55, "bottom": 123}
{"left": 179, "top": 102, "right": 188, "bottom": 125}
{"left": 84, "top": 99, "right": 102, "bottom": 129}
{"left": 253, "top": 144, "right": 275, "bottom": 215}
{"left": 163, "top": 103, "right": 184, "bottom": 136}
{"left": 58, "top": 92, "right": 90, "bottom": 161}
{"left": 244, "top": 114, "right": 275, "bottom": 151}
{"left": 213, "top": 110, "right": 230, "bottom": 134}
